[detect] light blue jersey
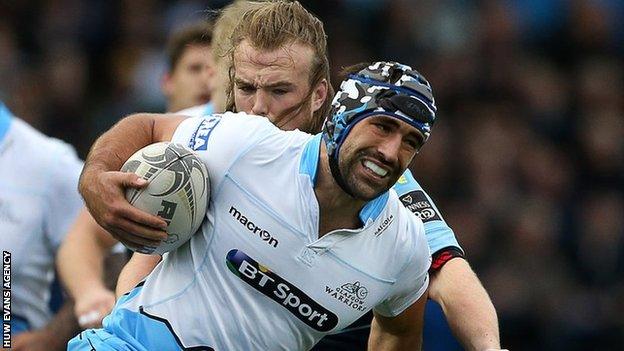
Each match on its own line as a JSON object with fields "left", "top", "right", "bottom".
{"left": 69, "top": 113, "right": 431, "bottom": 350}
{"left": 392, "top": 169, "right": 462, "bottom": 255}
{"left": 0, "top": 103, "right": 83, "bottom": 332}
{"left": 316, "top": 169, "right": 464, "bottom": 345}
{"left": 178, "top": 102, "right": 461, "bottom": 256}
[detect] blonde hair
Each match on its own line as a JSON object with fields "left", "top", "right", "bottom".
{"left": 209, "top": 0, "right": 265, "bottom": 112}
{"left": 226, "top": 0, "right": 333, "bottom": 132}
{"left": 212, "top": 0, "right": 265, "bottom": 66}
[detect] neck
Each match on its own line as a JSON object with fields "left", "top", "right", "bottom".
{"left": 314, "top": 143, "right": 366, "bottom": 237}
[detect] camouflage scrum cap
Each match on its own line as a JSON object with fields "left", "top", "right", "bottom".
{"left": 322, "top": 61, "right": 437, "bottom": 158}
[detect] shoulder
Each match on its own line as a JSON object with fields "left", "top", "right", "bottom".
{"left": 10, "top": 118, "right": 81, "bottom": 168}
{"left": 392, "top": 169, "right": 423, "bottom": 196}
{"left": 178, "top": 112, "right": 311, "bottom": 152}
{"left": 385, "top": 191, "right": 430, "bottom": 267}
{"left": 6, "top": 118, "right": 82, "bottom": 205}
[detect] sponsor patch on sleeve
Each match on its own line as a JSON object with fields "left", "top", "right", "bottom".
{"left": 189, "top": 116, "right": 222, "bottom": 151}
{"left": 399, "top": 190, "right": 441, "bottom": 223}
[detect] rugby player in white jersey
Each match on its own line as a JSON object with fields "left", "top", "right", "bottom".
{"left": 71, "top": 60, "right": 434, "bottom": 350}
{"left": 0, "top": 101, "right": 84, "bottom": 350}
{"left": 111, "top": 2, "right": 504, "bottom": 350}
{"left": 56, "top": 22, "right": 214, "bottom": 329}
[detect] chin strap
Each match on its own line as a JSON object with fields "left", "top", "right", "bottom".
{"left": 328, "top": 152, "right": 355, "bottom": 198}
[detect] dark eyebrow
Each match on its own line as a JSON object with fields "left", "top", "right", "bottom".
{"left": 234, "top": 78, "right": 253, "bottom": 86}
{"left": 376, "top": 115, "right": 425, "bottom": 145}
{"left": 375, "top": 115, "right": 401, "bottom": 128}
{"left": 409, "top": 130, "right": 425, "bottom": 146}
{"left": 234, "top": 77, "right": 294, "bottom": 90}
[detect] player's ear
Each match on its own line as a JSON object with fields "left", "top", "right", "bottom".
{"left": 311, "top": 78, "right": 328, "bottom": 114}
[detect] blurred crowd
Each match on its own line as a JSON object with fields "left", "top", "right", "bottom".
{"left": 1, "top": 0, "right": 623, "bottom": 350}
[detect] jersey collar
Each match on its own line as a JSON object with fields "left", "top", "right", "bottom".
{"left": 203, "top": 102, "right": 214, "bottom": 115}
{"left": 0, "top": 102, "right": 13, "bottom": 144}
{"left": 299, "top": 133, "right": 389, "bottom": 224}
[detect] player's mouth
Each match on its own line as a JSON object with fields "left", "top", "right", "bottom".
{"left": 363, "top": 160, "right": 388, "bottom": 177}
{"left": 361, "top": 159, "right": 390, "bottom": 180}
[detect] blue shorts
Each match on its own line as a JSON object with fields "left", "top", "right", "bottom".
{"left": 10, "top": 315, "right": 30, "bottom": 335}
{"left": 68, "top": 329, "right": 146, "bottom": 351}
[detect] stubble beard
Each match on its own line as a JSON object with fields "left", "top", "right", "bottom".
{"left": 339, "top": 149, "right": 400, "bottom": 201}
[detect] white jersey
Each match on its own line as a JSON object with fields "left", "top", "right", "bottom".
{"left": 105, "top": 113, "right": 430, "bottom": 350}
{"left": 0, "top": 103, "right": 83, "bottom": 330}
{"left": 179, "top": 103, "right": 462, "bottom": 256}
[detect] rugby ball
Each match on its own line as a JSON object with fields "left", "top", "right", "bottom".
{"left": 121, "top": 142, "right": 209, "bottom": 255}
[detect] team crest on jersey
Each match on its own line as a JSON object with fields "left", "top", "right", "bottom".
{"left": 189, "top": 116, "right": 221, "bottom": 151}
{"left": 324, "top": 281, "right": 369, "bottom": 312}
{"left": 226, "top": 249, "right": 338, "bottom": 332}
{"left": 399, "top": 190, "right": 441, "bottom": 223}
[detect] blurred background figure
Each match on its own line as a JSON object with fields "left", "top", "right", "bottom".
{"left": 161, "top": 22, "right": 214, "bottom": 113}
{"left": 1, "top": 0, "right": 623, "bottom": 350}
{"left": 0, "top": 101, "right": 83, "bottom": 350}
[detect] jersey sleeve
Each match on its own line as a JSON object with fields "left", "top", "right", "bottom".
{"left": 44, "top": 141, "right": 84, "bottom": 250}
{"left": 392, "top": 169, "right": 463, "bottom": 256}
{"left": 171, "top": 113, "right": 277, "bottom": 190}
{"left": 373, "top": 213, "right": 431, "bottom": 317}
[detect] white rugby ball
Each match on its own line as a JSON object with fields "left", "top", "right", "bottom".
{"left": 121, "top": 142, "right": 209, "bottom": 255}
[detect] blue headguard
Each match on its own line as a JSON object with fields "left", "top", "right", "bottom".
{"left": 321, "top": 61, "right": 437, "bottom": 196}
{"left": 323, "top": 61, "right": 436, "bottom": 159}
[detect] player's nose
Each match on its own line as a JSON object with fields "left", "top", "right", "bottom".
{"left": 251, "top": 92, "right": 269, "bottom": 116}
{"left": 376, "top": 134, "right": 401, "bottom": 165}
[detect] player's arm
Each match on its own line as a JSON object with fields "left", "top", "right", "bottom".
{"left": 368, "top": 292, "right": 427, "bottom": 350}
{"left": 12, "top": 300, "right": 79, "bottom": 351}
{"left": 56, "top": 208, "right": 120, "bottom": 328}
{"left": 369, "top": 206, "right": 430, "bottom": 351}
{"left": 115, "top": 253, "right": 161, "bottom": 297}
{"left": 78, "top": 113, "right": 186, "bottom": 249}
{"left": 429, "top": 257, "right": 502, "bottom": 351}
{"left": 394, "top": 170, "right": 502, "bottom": 350}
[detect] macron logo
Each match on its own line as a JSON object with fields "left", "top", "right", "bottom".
{"left": 374, "top": 215, "right": 394, "bottom": 237}
{"left": 190, "top": 117, "right": 221, "bottom": 151}
{"left": 229, "top": 206, "right": 279, "bottom": 248}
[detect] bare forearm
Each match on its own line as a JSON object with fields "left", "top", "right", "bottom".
{"left": 368, "top": 318, "right": 421, "bottom": 350}
{"left": 57, "top": 209, "right": 116, "bottom": 298}
{"left": 43, "top": 301, "right": 80, "bottom": 350}
{"left": 368, "top": 293, "right": 426, "bottom": 351}
{"left": 429, "top": 258, "right": 500, "bottom": 350}
{"left": 116, "top": 253, "right": 161, "bottom": 297}
{"left": 79, "top": 114, "right": 157, "bottom": 191}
